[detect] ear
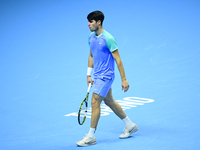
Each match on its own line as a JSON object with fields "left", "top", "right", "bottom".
{"left": 97, "top": 20, "right": 102, "bottom": 25}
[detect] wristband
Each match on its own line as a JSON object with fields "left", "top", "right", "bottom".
{"left": 87, "top": 67, "right": 93, "bottom": 76}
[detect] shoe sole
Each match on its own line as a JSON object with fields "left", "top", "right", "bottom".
{"left": 77, "top": 141, "right": 97, "bottom": 147}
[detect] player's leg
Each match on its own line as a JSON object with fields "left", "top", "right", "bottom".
{"left": 90, "top": 93, "right": 104, "bottom": 128}
{"left": 77, "top": 78, "right": 110, "bottom": 147}
{"left": 104, "top": 89, "right": 126, "bottom": 119}
{"left": 104, "top": 89, "right": 139, "bottom": 138}
{"left": 76, "top": 93, "right": 103, "bottom": 147}
{"left": 86, "top": 78, "right": 113, "bottom": 137}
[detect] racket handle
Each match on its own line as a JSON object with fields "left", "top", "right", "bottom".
{"left": 87, "top": 83, "right": 92, "bottom": 93}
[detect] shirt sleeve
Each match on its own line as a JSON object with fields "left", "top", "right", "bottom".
{"left": 88, "top": 32, "right": 95, "bottom": 48}
{"left": 106, "top": 35, "right": 118, "bottom": 52}
{"left": 88, "top": 35, "right": 91, "bottom": 48}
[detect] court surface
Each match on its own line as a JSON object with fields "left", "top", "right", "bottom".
{"left": 0, "top": 0, "right": 200, "bottom": 149}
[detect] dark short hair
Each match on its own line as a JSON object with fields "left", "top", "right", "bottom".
{"left": 87, "top": 11, "right": 104, "bottom": 25}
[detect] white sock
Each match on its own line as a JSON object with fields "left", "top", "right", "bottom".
{"left": 122, "top": 116, "right": 133, "bottom": 126}
{"left": 88, "top": 128, "right": 96, "bottom": 137}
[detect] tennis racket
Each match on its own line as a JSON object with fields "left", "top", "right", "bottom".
{"left": 78, "top": 83, "right": 92, "bottom": 125}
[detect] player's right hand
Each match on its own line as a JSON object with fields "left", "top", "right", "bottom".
{"left": 87, "top": 76, "right": 94, "bottom": 86}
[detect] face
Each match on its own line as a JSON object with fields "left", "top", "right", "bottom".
{"left": 88, "top": 20, "right": 100, "bottom": 32}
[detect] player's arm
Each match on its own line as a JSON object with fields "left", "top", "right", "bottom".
{"left": 112, "top": 49, "right": 129, "bottom": 92}
{"left": 88, "top": 49, "right": 93, "bottom": 68}
{"left": 87, "top": 49, "right": 94, "bottom": 85}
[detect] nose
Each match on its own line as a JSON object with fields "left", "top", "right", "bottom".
{"left": 88, "top": 22, "right": 91, "bottom": 26}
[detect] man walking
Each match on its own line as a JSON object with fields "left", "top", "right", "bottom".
{"left": 76, "top": 10, "right": 138, "bottom": 147}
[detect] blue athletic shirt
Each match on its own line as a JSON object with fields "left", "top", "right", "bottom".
{"left": 88, "top": 30, "right": 118, "bottom": 80}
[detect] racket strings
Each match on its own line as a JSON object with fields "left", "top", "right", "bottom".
{"left": 79, "top": 102, "right": 87, "bottom": 123}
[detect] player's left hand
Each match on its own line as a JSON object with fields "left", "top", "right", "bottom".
{"left": 122, "top": 80, "right": 129, "bottom": 92}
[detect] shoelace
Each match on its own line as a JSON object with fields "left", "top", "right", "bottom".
{"left": 83, "top": 134, "right": 94, "bottom": 139}
{"left": 122, "top": 125, "right": 129, "bottom": 132}
{"left": 81, "top": 134, "right": 88, "bottom": 140}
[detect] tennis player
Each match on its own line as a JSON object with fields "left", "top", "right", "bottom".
{"left": 76, "top": 10, "right": 138, "bottom": 147}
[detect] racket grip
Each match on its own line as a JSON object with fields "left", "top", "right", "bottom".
{"left": 87, "top": 83, "right": 92, "bottom": 93}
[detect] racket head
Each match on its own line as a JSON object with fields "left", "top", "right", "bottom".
{"left": 78, "top": 83, "right": 91, "bottom": 125}
{"left": 78, "top": 98, "right": 88, "bottom": 125}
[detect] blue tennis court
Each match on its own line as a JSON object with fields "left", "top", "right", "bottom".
{"left": 1, "top": 0, "right": 200, "bottom": 149}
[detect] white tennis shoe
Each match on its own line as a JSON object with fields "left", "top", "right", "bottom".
{"left": 76, "top": 134, "right": 97, "bottom": 147}
{"left": 119, "top": 123, "right": 139, "bottom": 139}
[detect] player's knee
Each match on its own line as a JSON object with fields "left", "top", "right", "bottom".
{"left": 91, "top": 94, "right": 102, "bottom": 109}
{"left": 91, "top": 99, "right": 97, "bottom": 108}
